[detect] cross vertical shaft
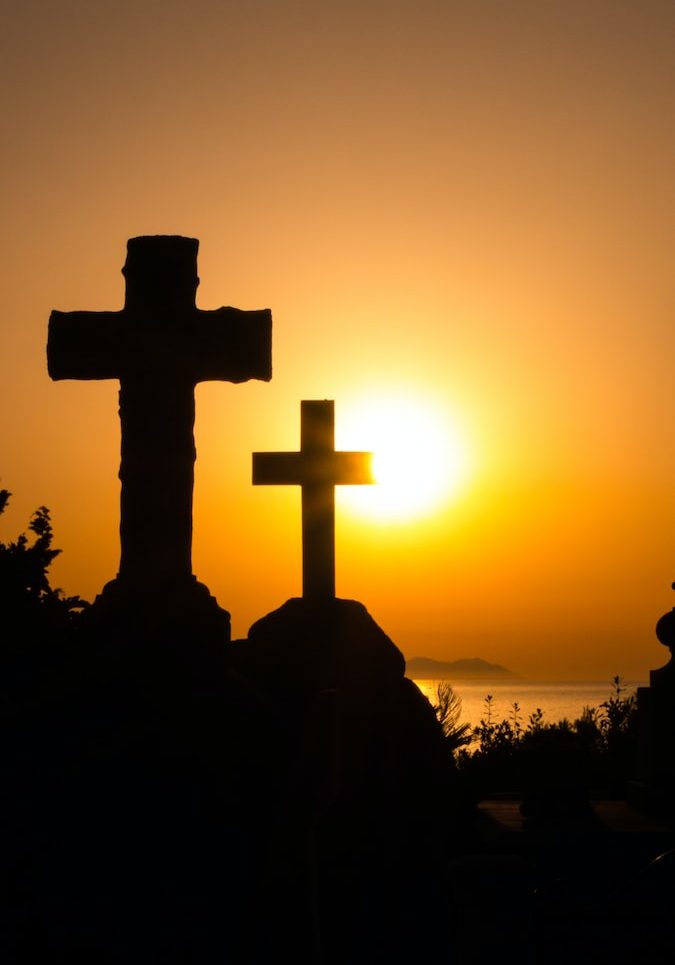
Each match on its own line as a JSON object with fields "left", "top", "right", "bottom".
{"left": 301, "top": 401, "right": 338, "bottom": 601}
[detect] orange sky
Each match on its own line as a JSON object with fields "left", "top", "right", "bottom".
{"left": 1, "top": 0, "right": 673, "bottom": 679}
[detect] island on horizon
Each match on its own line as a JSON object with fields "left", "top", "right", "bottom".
{"left": 405, "top": 656, "right": 521, "bottom": 681}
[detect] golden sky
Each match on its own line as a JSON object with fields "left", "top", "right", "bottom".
{"left": 1, "top": 0, "right": 673, "bottom": 679}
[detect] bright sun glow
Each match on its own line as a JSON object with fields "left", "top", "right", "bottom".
{"left": 336, "top": 393, "right": 470, "bottom": 521}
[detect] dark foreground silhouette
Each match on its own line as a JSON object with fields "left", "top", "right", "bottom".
{"left": 3, "top": 497, "right": 675, "bottom": 963}
{"left": 2, "top": 587, "right": 458, "bottom": 964}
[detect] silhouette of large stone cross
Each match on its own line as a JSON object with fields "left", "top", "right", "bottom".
{"left": 48, "top": 235, "right": 272, "bottom": 602}
{"left": 253, "top": 401, "right": 373, "bottom": 601}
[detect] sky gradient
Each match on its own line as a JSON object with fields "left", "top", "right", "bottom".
{"left": 2, "top": 0, "right": 673, "bottom": 678}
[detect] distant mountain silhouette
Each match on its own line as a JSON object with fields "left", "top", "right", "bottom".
{"left": 405, "top": 656, "right": 520, "bottom": 680}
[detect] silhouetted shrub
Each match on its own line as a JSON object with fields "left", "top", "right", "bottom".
{"left": 436, "top": 677, "right": 639, "bottom": 801}
{"left": 0, "top": 488, "right": 87, "bottom": 638}
{"left": 432, "top": 680, "right": 472, "bottom": 751}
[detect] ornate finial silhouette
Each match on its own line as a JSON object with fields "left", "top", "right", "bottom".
{"left": 655, "top": 582, "right": 675, "bottom": 657}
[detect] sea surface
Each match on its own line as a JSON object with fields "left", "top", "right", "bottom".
{"left": 411, "top": 678, "right": 646, "bottom": 731}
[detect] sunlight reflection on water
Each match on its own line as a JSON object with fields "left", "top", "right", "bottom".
{"left": 411, "top": 679, "right": 645, "bottom": 730}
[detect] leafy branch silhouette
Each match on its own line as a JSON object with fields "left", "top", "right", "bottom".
{"left": 0, "top": 488, "right": 87, "bottom": 631}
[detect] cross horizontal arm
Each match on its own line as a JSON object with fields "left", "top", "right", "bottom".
{"left": 194, "top": 307, "right": 271, "bottom": 383}
{"left": 48, "top": 311, "right": 124, "bottom": 380}
{"left": 48, "top": 306, "right": 272, "bottom": 384}
{"left": 252, "top": 450, "right": 373, "bottom": 486}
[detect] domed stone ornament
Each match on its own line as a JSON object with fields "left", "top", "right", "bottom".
{"left": 656, "top": 583, "right": 675, "bottom": 648}
{"left": 653, "top": 582, "right": 675, "bottom": 686}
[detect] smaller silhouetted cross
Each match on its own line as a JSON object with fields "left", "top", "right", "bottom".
{"left": 253, "top": 400, "right": 374, "bottom": 601}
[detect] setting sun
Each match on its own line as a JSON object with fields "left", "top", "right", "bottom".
{"left": 336, "top": 393, "right": 470, "bottom": 521}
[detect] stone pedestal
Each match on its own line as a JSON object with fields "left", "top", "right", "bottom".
{"left": 83, "top": 575, "right": 231, "bottom": 644}
{"left": 228, "top": 597, "right": 458, "bottom": 964}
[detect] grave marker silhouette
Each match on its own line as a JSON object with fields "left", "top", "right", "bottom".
{"left": 48, "top": 235, "right": 271, "bottom": 635}
{"left": 253, "top": 400, "right": 373, "bottom": 601}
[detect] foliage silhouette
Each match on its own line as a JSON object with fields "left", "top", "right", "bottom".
{"left": 432, "top": 680, "right": 472, "bottom": 751}
{"left": 0, "top": 488, "right": 87, "bottom": 635}
{"left": 431, "top": 677, "right": 639, "bottom": 801}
